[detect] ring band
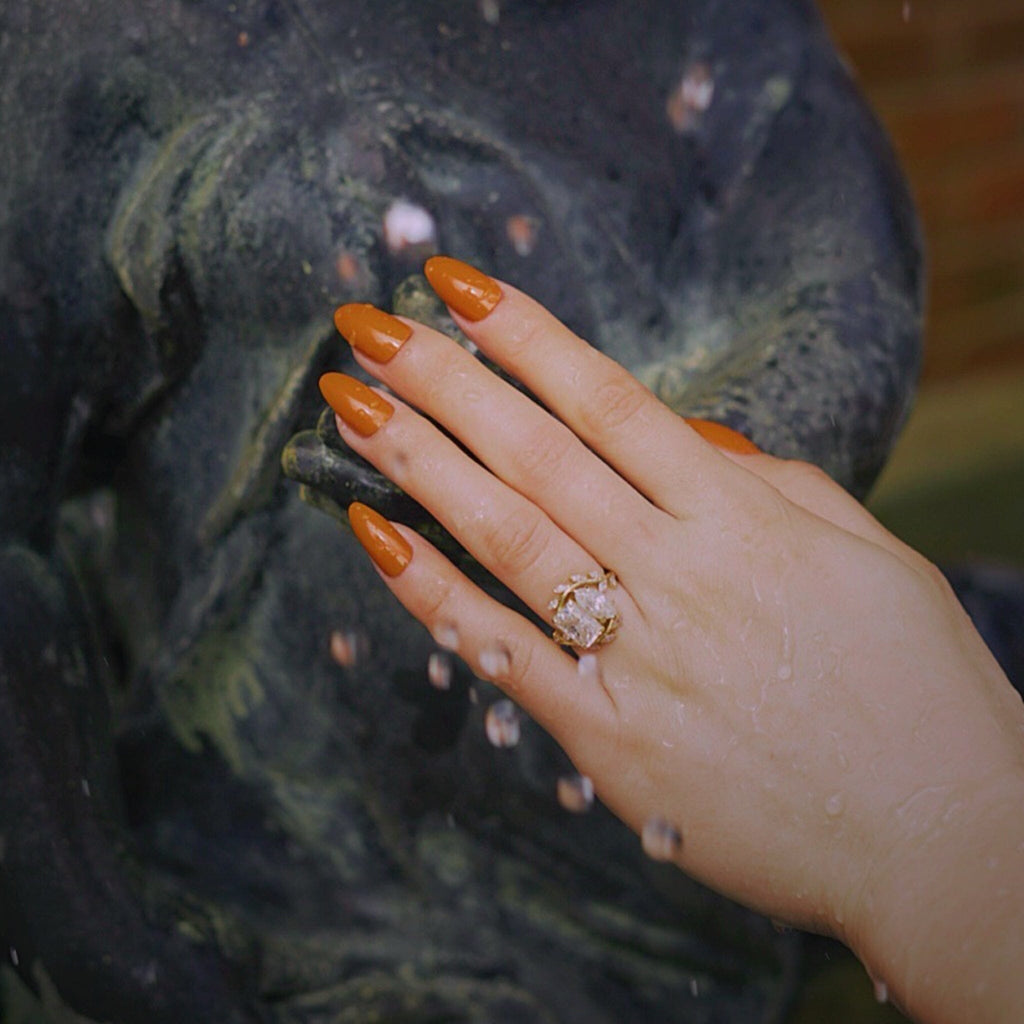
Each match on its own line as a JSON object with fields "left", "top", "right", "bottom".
{"left": 549, "top": 570, "right": 621, "bottom": 650}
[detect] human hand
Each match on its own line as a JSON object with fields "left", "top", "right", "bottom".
{"left": 319, "top": 257, "right": 1024, "bottom": 1022}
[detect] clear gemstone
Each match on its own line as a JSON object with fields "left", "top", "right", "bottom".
{"left": 553, "top": 603, "right": 603, "bottom": 649}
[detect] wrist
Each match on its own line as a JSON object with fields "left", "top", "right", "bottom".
{"left": 845, "top": 769, "right": 1024, "bottom": 1022}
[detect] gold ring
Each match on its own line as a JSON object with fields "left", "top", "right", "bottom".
{"left": 549, "top": 570, "right": 620, "bottom": 649}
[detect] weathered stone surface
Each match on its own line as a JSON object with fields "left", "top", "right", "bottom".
{"left": 0, "top": 1, "right": 922, "bottom": 1021}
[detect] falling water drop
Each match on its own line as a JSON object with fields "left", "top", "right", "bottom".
{"left": 556, "top": 774, "right": 595, "bottom": 813}
{"left": 434, "top": 622, "right": 459, "bottom": 651}
{"left": 872, "top": 976, "right": 889, "bottom": 1004}
{"left": 428, "top": 651, "right": 453, "bottom": 691}
{"left": 485, "top": 699, "right": 521, "bottom": 748}
{"left": 577, "top": 653, "right": 602, "bottom": 685}
{"left": 479, "top": 644, "right": 511, "bottom": 680}
{"left": 641, "top": 817, "right": 683, "bottom": 862}
{"left": 330, "top": 629, "right": 369, "bottom": 668}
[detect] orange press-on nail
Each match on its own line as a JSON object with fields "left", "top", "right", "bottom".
{"left": 424, "top": 256, "right": 503, "bottom": 322}
{"left": 348, "top": 502, "right": 412, "bottom": 577}
{"left": 685, "top": 418, "right": 761, "bottom": 454}
{"left": 319, "top": 373, "right": 394, "bottom": 437}
{"left": 334, "top": 303, "right": 412, "bottom": 362}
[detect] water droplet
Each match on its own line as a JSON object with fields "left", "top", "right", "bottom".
{"left": 777, "top": 663, "right": 793, "bottom": 681}
{"left": 825, "top": 792, "right": 845, "bottom": 817}
{"left": 468, "top": 685, "right": 479, "bottom": 705}
{"left": 872, "top": 976, "right": 889, "bottom": 1004}
{"left": 434, "top": 622, "right": 459, "bottom": 651}
{"left": 577, "top": 653, "right": 602, "bottom": 685}
{"left": 641, "top": 817, "right": 683, "bottom": 862}
{"left": 902, "top": 1, "right": 911, "bottom": 22}
{"left": 427, "top": 651, "right": 453, "bottom": 690}
{"left": 506, "top": 214, "right": 540, "bottom": 256}
{"left": 10, "top": 947, "right": 19, "bottom": 967}
{"left": 485, "top": 699, "right": 521, "bottom": 748}
{"left": 666, "top": 61, "right": 715, "bottom": 132}
{"left": 479, "top": 0, "right": 500, "bottom": 25}
{"left": 688, "top": 978, "right": 700, "bottom": 997}
{"left": 329, "top": 629, "right": 369, "bottom": 668}
{"left": 383, "top": 199, "right": 437, "bottom": 254}
{"left": 479, "top": 644, "right": 511, "bottom": 680}
{"left": 556, "top": 774, "right": 594, "bottom": 813}
{"left": 81, "top": 778, "right": 91, "bottom": 798}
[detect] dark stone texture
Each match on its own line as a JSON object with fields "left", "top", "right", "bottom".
{"left": 0, "top": 1, "right": 922, "bottom": 1021}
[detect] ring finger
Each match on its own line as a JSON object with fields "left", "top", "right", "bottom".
{"left": 319, "top": 372, "right": 628, "bottom": 630}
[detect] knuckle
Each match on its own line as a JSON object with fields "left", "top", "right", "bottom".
{"left": 510, "top": 419, "right": 578, "bottom": 484}
{"left": 416, "top": 575, "right": 460, "bottom": 632}
{"left": 478, "top": 507, "right": 550, "bottom": 577}
{"left": 580, "top": 371, "right": 650, "bottom": 438}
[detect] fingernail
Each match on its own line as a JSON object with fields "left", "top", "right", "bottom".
{"left": 334, "top": 303, "right": 412, "bottom": 362}
{"left": 318, "top": 373, "right": 394, "bottom": 437}
{"left": 348, "top": 502, "right": 412, "bottom": 577}
{"left": 685, "top": 418, "right": 761, "bottom": 454}
{"left": 424, "top": 256, "right": 503, "bottom": 322}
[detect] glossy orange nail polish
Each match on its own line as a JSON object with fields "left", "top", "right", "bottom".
{"left": 334, "top": 303, "right": 412, "bottom": 362}
{"left": 685, "top": 418, "right": 761, "bottom": 454}
{"left": 348, "top": 503, "right": 412, "bottom": 577}
{"left": 424, "top": 256, "right": 503, "bottom": 322}
{"left": 318, "top": 373, "right": 394, "bottom": 437}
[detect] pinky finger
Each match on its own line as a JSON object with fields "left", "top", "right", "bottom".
{"left": 347, "top": 503, "right": 615, "bottom": 740}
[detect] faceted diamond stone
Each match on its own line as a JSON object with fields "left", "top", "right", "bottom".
{"left": 553, "top": 602, "right": 604, "bottom": 649}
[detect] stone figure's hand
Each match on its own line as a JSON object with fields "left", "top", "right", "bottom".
{"left": 319, "top": 257, "right": 1024, "bottom": 1024}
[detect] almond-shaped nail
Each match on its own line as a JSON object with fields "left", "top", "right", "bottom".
{"left": 348, "top": 502, "right": 412, "bottom": 577}
{"left": 319, "top": 373, "right": 394, "bottom": 437}
{"left": 685, "top": 418, "right": 761, "bottom": 454}
{"left": 424, "top": 256, "right": 503, "bottom": 322}
{"left": 334, "top": 303, "right": 412, "bottom": 362}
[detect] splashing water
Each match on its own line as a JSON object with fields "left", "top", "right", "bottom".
{"left": 485, "top": 699, "right": 521, "bottom": 748}
{"left": 556, "top": 774, "right": 595, "bottom": 813}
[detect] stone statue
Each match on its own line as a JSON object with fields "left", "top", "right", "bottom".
{"left": 0, "top": 0, "right": 922, "bottom": 1020}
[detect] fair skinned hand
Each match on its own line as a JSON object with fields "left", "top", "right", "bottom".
{"left": 319, "top": 257, "right": 1024, "bottom": 1024}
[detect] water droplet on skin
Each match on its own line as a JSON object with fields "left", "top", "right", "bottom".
{"left": 434, "top": 623, "right": 459, "bottom": 651}
{"left": 825, "top": 792, "right": 845, "bottom": 816}
{"left": 485, "top": 699, "right": 521, "bottom": 748}
{"left": 556, "top": 774, "right": 594, "bottom": 813}
{"left": 428, "top": 651, "right": 453, "bottom": 691}
{"left": 872, "top": 976, "right": 889, "bottom": 1004}
{"left": 330, "top": 629, "right": 369, "bottom": 668}
{"left": 777, "top": 663, "right": 792, "bottom": 681}
{"left": 479, "top": 644, "right": 511, "bottom": 680}
{"left": 641, "top": 817, "right": 683, "bottom": 862}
